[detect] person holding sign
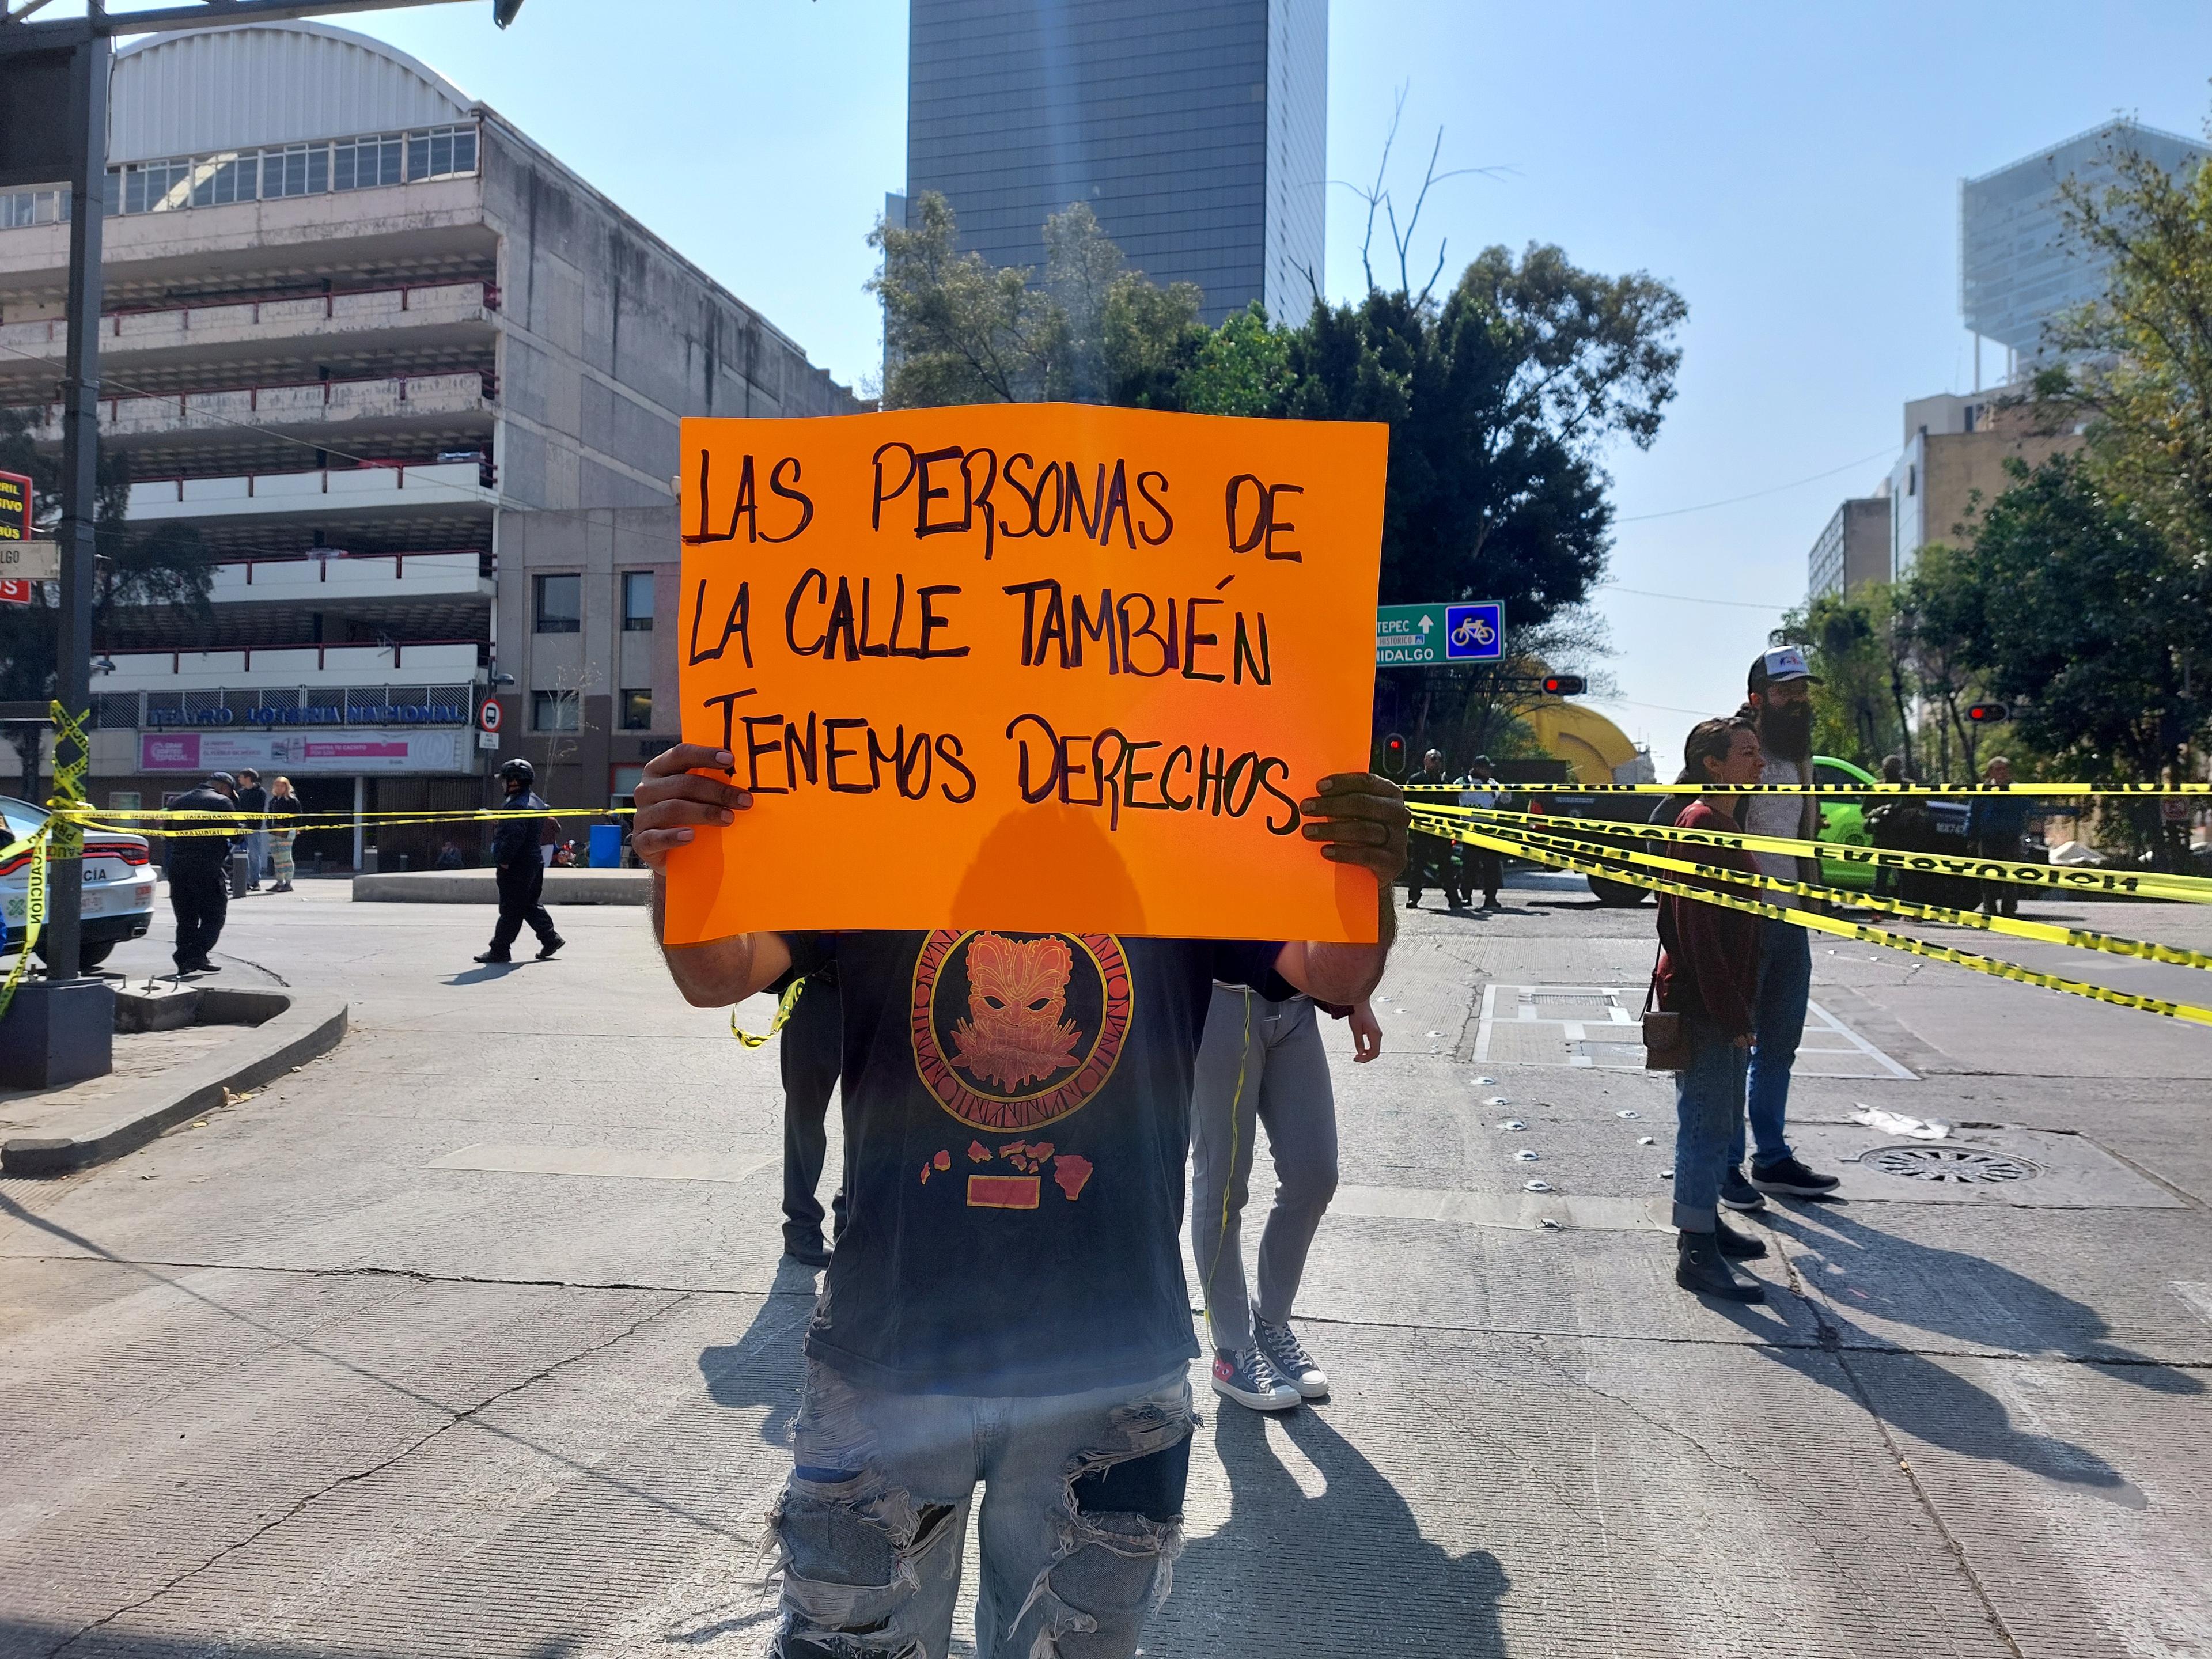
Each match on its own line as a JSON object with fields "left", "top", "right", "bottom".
{"left": 631, "top": 743, "right": 1407, "bottom": 1659}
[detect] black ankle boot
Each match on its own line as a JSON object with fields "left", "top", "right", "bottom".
{"left": 1714, "top": 1215, "right": 1769, "bottom": 1260}
{"left": 1676, "top": 1230, "right": 1765, "bottom": 1302}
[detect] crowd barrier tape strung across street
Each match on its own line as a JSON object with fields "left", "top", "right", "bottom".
{"left": 1408, "top": 806, "right": 2212, "bottom": 1030}
{"left": 1403, "top": 781, "right": 2212, "bottom": 796}
{"left": 1429, "top": 808, "right": 2212, "bottom": 976}
{"left": 0, "top": 703, "right": 91, "bottom": 1024}
{"left": 1419, "top": 800, "right": 2212, "bottom": 904}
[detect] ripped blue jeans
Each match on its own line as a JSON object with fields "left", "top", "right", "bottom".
{"left": 771, "top": 1359, "right": 1195, "bottom": 1658}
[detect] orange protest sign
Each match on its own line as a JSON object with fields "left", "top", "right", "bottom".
{"left": 664, "top": 403, "right": 1388, "bottom": 946}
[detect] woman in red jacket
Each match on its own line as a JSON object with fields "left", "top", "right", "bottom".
{"left": 1657, "top": 717, "right": 1772, "bottom": 1301}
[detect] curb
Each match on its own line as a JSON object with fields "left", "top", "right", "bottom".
{"left": 351, "top": 869, "right": 649, "bottom": 905}
{"left": 0, "top": 989, "right": 349, "bottom": 1177}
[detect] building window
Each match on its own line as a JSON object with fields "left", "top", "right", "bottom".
{"left": 534, "top": 573, "right": 581, "bottom": 634}
{"left": 66, "top": 122, "right": 480, "bottom": 228}
{"left": 619, "top": 688, "right": 653, "bottom": 730}
{"left": 622, "top": 571, "right": 654, "bottom": 631}
{"left": 532, "top": 690, "right": 580, "bottom": 732}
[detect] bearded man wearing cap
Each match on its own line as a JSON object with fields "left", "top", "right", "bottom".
{"left": 1724, "top": 649, "right": 1842, "bottom": 1209}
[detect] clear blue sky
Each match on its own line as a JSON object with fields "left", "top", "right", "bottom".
{"left": 338, "top": 1, "right": 2212, "bottom": 771}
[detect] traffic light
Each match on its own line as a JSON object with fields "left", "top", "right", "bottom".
{"left": 1965, "top": 702, "right": 2010, "bottom": 724}
{"left": 493, "top": 0, "right": 527, "bottom": 25}
{"left": 1541, "top": 675, "right": 1587, "bottom": 696}
{"left": 1381, "top": 732, "right": 1407, "bottom": 777}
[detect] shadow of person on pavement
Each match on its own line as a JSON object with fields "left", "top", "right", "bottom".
{"left": 442, "top": 960, "right": 526, "bottom": 986}
{"left": 695, "top": 1258, "right": 820, "bottom": 1449}
{"left": 1707, "top": 1295, "right": 2149, "bottom": 1506}
{"left": 1153, "top": 1406, "right": 1510, "bottom": 1657}
{"left": 1763, "top": 1203, "right": 2204, "bottom": 1393}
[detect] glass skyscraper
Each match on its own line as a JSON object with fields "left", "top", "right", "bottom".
{"left": 1961, "top": 119, "right": 2209, "bottom": 364}
{"left": 905, "top": 0, "right": 1327, "bottom": 327}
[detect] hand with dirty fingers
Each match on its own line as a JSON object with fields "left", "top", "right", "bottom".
{"left": 632, "top": 743, "right": 752, "bottom": 872}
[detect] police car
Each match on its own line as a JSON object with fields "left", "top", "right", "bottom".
{"left": 0, "top": 796, "right": 156, "bottom": 969}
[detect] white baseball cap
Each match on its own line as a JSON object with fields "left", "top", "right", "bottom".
{"left": 1749, "top": 646, "right": 1820, "bottom": 690}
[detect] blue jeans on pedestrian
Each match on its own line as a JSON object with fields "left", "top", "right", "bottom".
{"left": 1734, "top": 918, "right": 1809, "bottom": 1171}
{"left": 772, "top": 1359, "right": 1195, "bottom": 1658}
{"left": 1675, "top": 1027, "right": 1748, "bottom": 1232}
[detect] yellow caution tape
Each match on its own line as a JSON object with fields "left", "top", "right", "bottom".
{"left": 1418, "top": 800, "right": 2212, "bottom": 904}
{"left": 1411, "top": 808, "right": 2212, "bottom": 1029}
{"left": 731, "top": 974, "right": 809, "bottom": 1048}
{"left": 1429, "top": 809, "right": 2212, "bottom": 976}
{"left": 1403, "top": 780, "right": 2212, "bottom": 796}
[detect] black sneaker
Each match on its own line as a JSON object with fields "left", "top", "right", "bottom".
{"left": 1714, "top": 1215, "right": 1768, "bottom": 1260}
{"left": 1718, "top": 1166, "right": 1766, "bottom": 1213}
{"left": 1211, "top": 1349, "right": 1299, "bottom": 1412}
{"left": 783, "top": 1229, "right": 832, "bottom": 1268}
{"left": 1675, "top": 1231, "right": 1765, "bottom": 1303}
{"left": 536, "top": 934, "right": 566, "bottom": 960}
{"left": 1751, "top": 1156, "right": 1842, "bottom": 1198}
{"left": 1254, "top": 1317, "right": 1330, "bottom": 1399}
{"left": 473, "top": 949, "right": 512, "bottom": 964}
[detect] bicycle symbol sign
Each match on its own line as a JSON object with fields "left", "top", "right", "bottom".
{"left": 1445, "top": 602, "right": 1506, "bottom": 662}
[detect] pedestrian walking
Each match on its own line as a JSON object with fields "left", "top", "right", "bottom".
{"left": 1726, "top": 649, "right": 1841, "bottom": 1209}
{"left": 1970, "top": 756, "right": 2033, "bottom": 918}
{"left": 165, "top": 771, "right": 241, "bottom": 975}
{"left": 474, "top": 759, "right": 565, "bottom": 964}
{"left": 266, "top": 775, "right": 302, "bottom": 892}
{"left": 779, "top": 963, "right": 846, "bottom": 1268}
{"left": 234, "top": 768, "right": 270, "bottom": 891}
{"left": 629, "top": 741, "right": 1408, "bottom": 1659}
{"left": 1654, "top": 717, "right": 1771, "bottom": 1302}
{"left": 1407, "top": 748, "right": 1462, "bottom": 909}
{"left": 1190, "top": 979, "right": 1378, "bottom": 1412}
{"left": 1455, "top": 754, "right": 1506, "bottom": 909}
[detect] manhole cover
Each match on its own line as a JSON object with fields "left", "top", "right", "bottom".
{"left": 1865, "top": 1145, "right": 2040, "bottom": 1185}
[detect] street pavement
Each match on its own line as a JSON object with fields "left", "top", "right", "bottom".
{"left": 1, "top": 870, "right": 2208, "bottom": 1657}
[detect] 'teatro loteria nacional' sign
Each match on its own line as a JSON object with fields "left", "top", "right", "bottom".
{"left": 664, "top": 403, "right": 1390, "bottom": 945}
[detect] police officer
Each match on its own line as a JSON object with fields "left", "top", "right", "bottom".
{"left": 474, "top": 758, "right": 566, "bottom": 964}
{"left": 166, "top": 771, "right": 241, "bottom": 974}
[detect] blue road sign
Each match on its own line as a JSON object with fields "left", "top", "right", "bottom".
{"left": 1444, "top": 602, "right": 1505, "bottom": 662}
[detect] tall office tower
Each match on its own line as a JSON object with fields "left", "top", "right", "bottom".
{"left": 1961, "top": 119, "right": 2209, "bottom": 376}
{"left": 906, "top": 0, "right": 1327, "bottom": 327}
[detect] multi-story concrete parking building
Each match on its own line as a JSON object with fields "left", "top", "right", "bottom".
{"left": 904, "top": 0, "right": 1326, "bottom": 327}
{"left": 0, "top": 22, "right": 855, "bottom": 869}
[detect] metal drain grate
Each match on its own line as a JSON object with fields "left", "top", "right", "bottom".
{"left": 1865, "top": 1145, "right": 2040, "bottom": 1185}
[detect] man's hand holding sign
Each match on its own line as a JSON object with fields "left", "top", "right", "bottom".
{"left": 638, "top": 404, "right": 1403, "bottom": 1658}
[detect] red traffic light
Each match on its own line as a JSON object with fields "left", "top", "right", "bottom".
{"left": 1381, "top": 732, "right": 1408, "bottom": 777}
{"left": 1541, "top": 675, "right": 1587, "bottom": 696}
{"left": 1965, "top": 703, "right": 2010, "bottom": 724}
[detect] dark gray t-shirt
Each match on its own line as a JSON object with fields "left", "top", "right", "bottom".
{"left": 779, "top": 929, "right": 1280, "bottom": 1396}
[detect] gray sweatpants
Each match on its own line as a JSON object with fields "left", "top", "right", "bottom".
{"left": 1188, "top": 986, "right": 1340, "bottom": 1355}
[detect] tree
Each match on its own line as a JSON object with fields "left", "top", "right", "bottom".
{"left": 2050, "top": 130, "right": 2212, "bottom": 552}
{"left": 1773, "top": 586, "right": 1914, "bottom": 772}
{"left": 1897, "top": 544, "right": 1997, "bottom": 781}
{"left": 1267, "top": 244, "right": 1685, "bottom": 627}
{"left": 870, "top": 193, "right": 1205, "bottom": 408}
{"left": 0, "top": 403, "right": 213, "bottom": 799}
{"left": 1946, "top": 454, "right": 2211, "bottom": 865}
